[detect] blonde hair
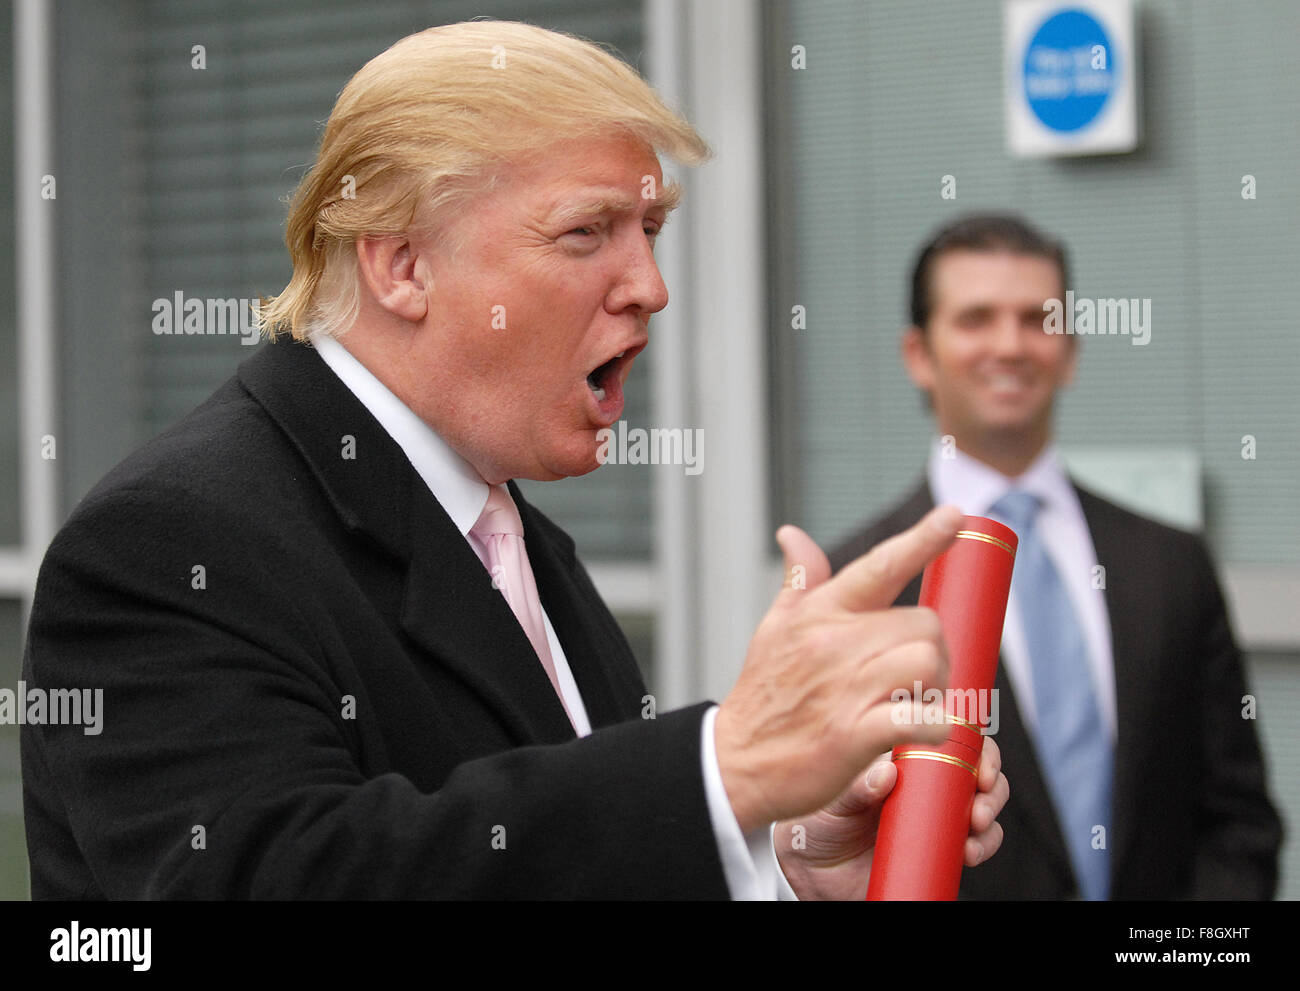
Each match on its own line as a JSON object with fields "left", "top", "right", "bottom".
{"left": 258, "top": 20, "right": 711, "bottom": 342}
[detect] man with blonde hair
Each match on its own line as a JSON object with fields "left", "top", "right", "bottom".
{"left": 23, "top": 21, "right": 1006, "bottom": 899}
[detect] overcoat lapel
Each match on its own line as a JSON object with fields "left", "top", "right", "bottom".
{"left": 238, "top": 339, "right": 624, "bottom": 747}
{"left": 400, "top": 483, "right": 577, "bottom": 745}
{"left": 514, "top": 488, "right": 648, "bottom": 728}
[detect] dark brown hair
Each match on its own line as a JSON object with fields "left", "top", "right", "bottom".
{"left": 909, "top": 213, "right": 1069, "bottom": 330}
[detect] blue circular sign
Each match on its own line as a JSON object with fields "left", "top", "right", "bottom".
{"left": 1022, "top": 8, "right": 1116, "bottom": 132}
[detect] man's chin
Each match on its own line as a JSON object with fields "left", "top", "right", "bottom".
{"left": 526, "top": 444, "right": 605, "bottom": 481}
{"left": 567, "top": 449, "right": 606, "bottom": 478}
{"left": 970, "top": 414, "right": 1052, "bottom": 452}
{"left": 975, "top": 400, "right": 1052, "bottom": 433}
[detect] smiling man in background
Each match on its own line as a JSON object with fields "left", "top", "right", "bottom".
{"left": 830, "top": 213, "right": 1281, "bottom": 899}
{"left": 21, "top": 22, "right": 1007, "bottom": 899}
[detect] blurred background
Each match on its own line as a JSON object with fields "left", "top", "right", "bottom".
{"left": 2, "top": 0, "right": 1296, "bottom": 899}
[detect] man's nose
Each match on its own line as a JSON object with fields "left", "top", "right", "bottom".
{"left": 608, "top": 234, "right": 669, "bottom": 315}
{"left": 990, "top": 314, "right": 1028, "bottom": 356}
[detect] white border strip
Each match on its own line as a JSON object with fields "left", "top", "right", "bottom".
{"left": 644, "top": 0, "right": 697, "bottom": 709}
{"left": 14, "top": 0, "right": 58, "bottom": 615}
{"left": 685, "top": 0, "right": 770, "bottom": 704}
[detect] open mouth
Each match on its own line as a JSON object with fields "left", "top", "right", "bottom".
{"left": 586, "top": 350, "right": 627, "bottom": 402}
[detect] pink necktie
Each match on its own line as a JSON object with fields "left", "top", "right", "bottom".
{"left": 471, "top": 485, "right": 574, "bottom": 727}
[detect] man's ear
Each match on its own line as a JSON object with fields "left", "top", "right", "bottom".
{"left": 355, "top": 236, "right": 429, "bottom": 323}
{"left": 900, "top": 324, "right": 935, "bottom": 393}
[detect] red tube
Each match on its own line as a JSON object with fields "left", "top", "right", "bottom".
{"left": 866, "top": 516, "right": 1017, "bottom": 901}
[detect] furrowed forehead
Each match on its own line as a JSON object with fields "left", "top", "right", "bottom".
{"left": 542, "top": 179, "right": 684, "bottom": 227}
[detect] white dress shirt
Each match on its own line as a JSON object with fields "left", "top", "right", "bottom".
{"left": 310, "top": 332, "right": 795, "bottom": 899}
{"left": 926, "top": 439, "right": 1118, "bottom": 740}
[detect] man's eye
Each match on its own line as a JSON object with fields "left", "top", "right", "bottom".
{"left": 567, "top": 227, "right": 596, "bottom": 237}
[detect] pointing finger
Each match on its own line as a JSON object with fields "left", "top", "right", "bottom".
{"left": 773, "top": 524, "right": 831, "bottom": 603}
{"left": 826, "top": 504, "right": 963, "bottom": 613}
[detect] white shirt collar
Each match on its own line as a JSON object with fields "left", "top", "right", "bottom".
{"left": 927, "top": 437, "right": 1074, "bottom": 517}
{"left": 310, "top": 332, "right": 490, "bottom": 534}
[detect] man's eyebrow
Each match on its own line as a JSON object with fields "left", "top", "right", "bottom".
{"left": 544, "top": 180, "right": 684, "bottom": 227}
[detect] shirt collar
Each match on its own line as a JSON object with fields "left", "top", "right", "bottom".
{"left": 310, "top": 332, "right": 491, "bottom": 534}
{"left": 927, "top": 437, "right": 1073, "bottom": 517}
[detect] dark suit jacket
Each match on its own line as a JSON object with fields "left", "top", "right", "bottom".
{"left": 21, "top": 339, "right": 731, "bottom": 899}
{"left": 829, "top": 479, "right": 1282, "bottom": 900}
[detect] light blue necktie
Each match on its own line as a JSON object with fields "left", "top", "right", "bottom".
{"left": 990, "top": 490, "right": 1112, "bottom": 900}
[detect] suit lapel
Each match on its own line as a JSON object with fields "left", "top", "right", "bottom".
{"left": 1073, "top": 483, "right": 1145, "bottom": 889}
{"left": 888, "top": 481, "right": 933, "bottom": 606}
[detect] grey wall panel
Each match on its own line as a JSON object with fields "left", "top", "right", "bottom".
{"left": 772, "top": 0, "right": 1300, "bottom": 567}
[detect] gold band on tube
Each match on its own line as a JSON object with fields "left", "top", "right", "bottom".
{"left": 945, "top": 713, "right": 984, "bottom": 734}
{"left": 893, "top": 749, "right": 979, "bottom": 778}
{"left": 955, "top": 530, "right": 1015, "bottom": 557}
